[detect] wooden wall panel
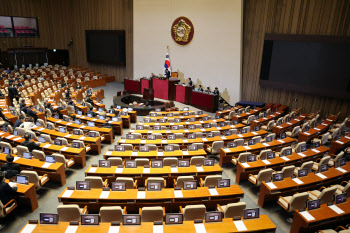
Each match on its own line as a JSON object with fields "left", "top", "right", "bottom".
{"left": 242, "top": 0, "right": 350, "bottom": 119}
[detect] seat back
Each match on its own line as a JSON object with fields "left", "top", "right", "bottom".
{"left": 57, "top": 204, "right": 81, "bottom": 222}
{"left": 141, "top": 206, "right": 164, "bottom": 222}
{"left": 163, "top": 157, "right": 178, "bottom": 166}
{"left": 16, "top": 145, "right": 29, "bottom": 157}
{"left": 321, "top": 132, "right": 330, "bottom": 145}
{"left": 52, "top": 153, "right": 66, "bottom": 166}
{"left": 84, "top": 176, "right": 104, "bottom": 189}
{"left": 332, "top": 151, "right": 344, "bottom": 167}
{"left": 100, "top": 206, "right": 123, "bottom": 222}
{"left": 211, "top": 141, "right": 224, "bottom": 154}
{"left": 291, "top": 126, "right": 300, "bottom": 137}
{"left": 135, "top": 158, "right": 150, "bottom": 167}
{"left": 147, "top": 177, "right": 165, "bottom": 188}
{"left": 318, "top": 186, "right": 337, "bottom": 204}
{"left": 41, "top": 134, "right": 52, "bottom": 143}
{"left": 281, "top": 165, "right": 295, "bottom": 178}
{"left": 120, "top": 144, "right": 133, "bottom": 150}
{"left": 20, "top": 170, "right": 40, "bottom": 188}
{"left": 32, "top": 149, "right": 46, "bottom": 161}
{"left": 15, "top": 127, "right": 26, "bottom": 137}
{"left": 237, "top": 152, "right": 250, "bottom": 163}
{"left": 295, "top": 142, "right": 306, "bottom": 153}
{"left": 108, "top": 157, "right": 123, "bottom": 166}
{"left": 266, "top": 120, "right": 275, "bottom": 131}
{"left": 280, "top": 147, "right": 293, "bottom": 156}
{"left": 300, "top": 161, "right": 314, "bottom": 173}
{"left": 223, "top": 202, "right": 246, "bottom": 218}
{"left": 176, "top": 176, "right": 195, "bottom": 188}
{"left": 317, "top": 156, "right": 331, "bottom": 171}
{"left": 204, "top": 175, "right": 222, "bottom": 187}
{"left": 258, "top": 149, "right": 272, "bottom": 160}
{"left": 192, "top": 143, "right": 203, "bottom": 149}
{"left": 116, "top": 177, "right": 135, "bottom": 189}
{"left": 256, "top": 168, "right": 273, "bottom": 185}
{"left": 183, "top": 204, "right": 206, "bottom": 221}
{"left": 233, "top": 139, "right": 244, "bottom": 146}
{"left": 190, "top": 156, "right": 205, "bottom": 165}
{"left": 288, "top": 192, "right": 309, "bottom": 212}
{"left": 252, "top": 136, "right": 261, "bottom": 143}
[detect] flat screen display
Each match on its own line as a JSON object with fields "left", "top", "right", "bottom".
{"left": 205, "top": 212, "right": 222, "bottom": 223}
{"left": 165, "top": 214, "right": 183, "bottom": 225}
{"left": 81, "top": 214, "right": 99, "bottom": 225}
{"left": 40, "top": 213, "right": 58, "bottom": 224}
{"left": 122, "top": 215, "right": 141, "bottom": 225}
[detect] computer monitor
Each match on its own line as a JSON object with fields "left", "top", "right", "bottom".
{"left": 241, "top": 128, "right": 247, "bottom": 134}
{"left": 165, "top": 214, "right": 183, "bottom": 225}
{"left": 204, "top": 123, "right": 211, "bottom": 128}
{"left": 243, "top": 208, "right": 260, "bottom": 219}
{"left": 171, "top": 125, "right": 179, "bottom": 130}
{"left": 183, "top": 180, "right": 197, "bottom": 190}
{"left": 159, "top": 119, "right": 166, "bottom": 123}
{"left": 247, "top": 155, "right": 257, "bottom": 162}
{"left": 46, "top": 123, "right": 53, "bottom": 130}
{"left": 73, "top": 129, "right": 81, "bottom": 135}
{"left": 3, "top": 147, "right": 10, "bottom": 155}
{"left": 227, "top": 141, "right": 236, "bottom": 148}
{"left": 188, "top": 144, "right": 198, "bottom": 151}
{"left": 155, "top": 108, "right": 161, "bottom": 112}
{"left": 125, "top": 160, "right": 137, "bottom": 168}
{"left": 82, "top": 103, "right": 86, "bottom": 107}
{"left": 77, "top": 110, "right": 83, "bottom": 115}
{"left": 167, "top": 113, "right": 173, "bottom": 117}
{"left": 203, "top": 116, "right": 209, "bottom": 121}
{"left": 117, "top": 105, "right": 121, "bottom": 109}
{"left": 126, "top": 134, "right": 135, "bottom": 140}
{"left": 224, "top": 130, "right": 232, "bottom": 136}
{"left": 88, "top": 131, "right": 97, "bottom": 138}
{"left": 254, "top": 125, "right": 261, "bottom": 131}
{"left": 99, "top": 115, "right": 105, "bottom": 120}
{"left": 54, "top": 114, "right": 59, "bottom": 119}
{"left": 147, "top": 135, "right": 156, "bottom": 140}
{"left": 98, "top": 108, "right": 103, "bottom": 112}
{"left": 128, "top": 108, "right": 133, "bottom": 112}
{"left": 300, "top": 144, "right": 307, "bottom": 152}
{"left": 147, "top": 181, "right": 162, "bottom": 191}
{"left": 111, "top": 182, "right": 126, "bottom": 191}
{"left": 188, "top": 125, "right": 195, "bottom": 129}
{"left": 313, "top": 141, "right": 321, "bottom": 148}
{"left": 183, "top": 112, "right": 189, "bottom": 116}
{"left": 139, "top": 146, "right": 149, "bottom": 152}
{"left": 115, "top": 145, "right": 125, "bottom": 151}
{"left": 307, "top": 199, "right": 321, "bottom": 211}
{"left": 205, "top": 212, "right": 223, "bottom": 223}
{"left": 217, "top": 179, "right": 230, "bottom": 188}
{"left": 280, "top": 132, "right": 286, "bottom": 139}
{"left": 178, "top": 159, "right": 190, "bottom": 167}
{"left": 154, "top": 125, "right": 161, "bottom": 130}
{"left": 265, "top": 135, "right": 273, "bottom": 143}
{"left": 219, "top": 122, "right": 226, "bottom": 127}
{"left": 122, "top": 215, "right": 141, "bottom": 225}
{"left": 99, "top": 160, "right": 111, "bottom": 167}
{"left": 204, "top": 158, "right": 215, "bottom": 166}
{"left": 76, "top": 181, "right": 91, "bottom": 190}
{"left": 16, "top": 175, "right": 29, "bottom": 185}
{"left": 75, "top": 119, "right": 81, "bottom": 124}
{"left": 320, "top": 164, "right": 329, "bottom": 172}
{"left": 13, "top": 130, "right": 18, "bottom": 136}
{"left": 340, "top": 158, "right": 346, "bottom": 167}
{"left": 215, "top": 115, "right": 221, "bottom": 119}
{"left": 81, "top": 215, "right": 99, "bottom": 225}
{"left": 87, "top": 121, "right": 95, "bottom": 127}
{"left": 207, "top": 132, "right": 214, "bottom": 138}
{"left": 167, "top": 134, "right": 176, "bottom": 140}
{"left": 272, "top": 173, "right": 283, "bottom": 182}
{"left": 183, "top": 107, "right": 189, "bottom": 111}
{"left": 136, "top": 125, "right": 144, "bottom": 130}
{"left": 40, "top": 213, "right": 58, "bottom": 224}
{"left": 164, "top": 145, "right": 174, "bottom": 152}
{"left": 87, "top": 113, "right": 93, "bottom": 118}
{"left": 267, "top": 152, "right": 275, "bottom": 160}
{"left": 58, "top": 127, "right": 66, "bottom": 133}
{"left": 335, "top": 193, "right": 347, "bottom": 204}
{"left": 298, "top": 168, "right": 308, "bottom": 177}
{"left": 197, "top": 111, "right": 203, "bottom": 115}
{"left": 45, "top": 155, "right": 55, "bottom": 163}
{"left": 112, "top": 117, "right": 118, "bottom": 122}
{"left": 248, "top": 139, "right": 255, "bottom": 145}
{"left": 38, "top": 136, "right": 46, "bottom": 143}
{"left": 174, "top": 118, "right": 181, "bottom": 123}
{"left": 150, "top": 113, "right": 157, "bottom": 117}
{"left": 120, "top": 111, "right": 128, "bottom": 116}
{"left": 54, "top": 139, "right": 63, "bottom": 146}
{"left": 35, "top": 121, "right": 41, "bottom": 127}
{"left": 63, "top": 116, "right": 70, "bottom": 122}
{"left": 188, "top": 133, "right": 196, "bottom": 139}
{"left": 284, "top": 148, "right": 292, "bottom": 156}
{"left": 151, "top": 160, "right": 163, "bottom": 168}
{"left": 23, "top": 152, "right": 32, "bottom": 159}
{"left": 109, "top": 109, "right": 114, "bottom": 114}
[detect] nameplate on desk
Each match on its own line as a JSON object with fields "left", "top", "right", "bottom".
{"left": 43, "top": 144, "right": 52, "bottom": 148}
{"left": 153, "top": 225, "right": 163, "bottom": 233}
{"left": 243, "top": 146, "right": 251, "bottom": 150}
{"left": 237, "top": 134, "right": 243, "bottom": 138}
{"left": 115, "top": 167, "right": 123, "bottom": 173}
{"left": 137, "top": 191, "right": 146, "bottom": 199}
{"left": 147, "top": 131, "right": 153, "bottom": 134}
{"left": 62, "top": 189, "right": 74, "bottom": 198}
{"left": 100, "top": 191, "right": 110, "bottom": 199}
{"left": 252, "top": 132, "right": 258, "bottom": 135}
{"left": 262, "top": 143, "right": 269, "bottom": 147}
{"left": 266, "top": 182, "right": 277, "bottom": 189}
{"left": 241, "top": 163, "right": 250, "bottom": 168}
{"left": 64, "top": 134, "right": 72, "bottom": 138}
{"left": 194, "top": 223, "right": 207, "bottom": 233}
{"left": 41, "top": 163, "right": 51, "bottom": 168}
{"left": 311, "top": 149, "right": 320, "bottom": 153}
{"left": 299, "top": 211, "right": 315, "bottom": 221}
{"left": 314, "top": 128, "right": 321, "bottom": 131}
{"left": 196, "top": 166, "right": 204, "bottom": 172}
{"left": 277, "top": 140, "right": 284, "bottom": 143}
{"left": 0, "top": 132, "right": 3, "bottom": 135}
{"left": 336, "top": 140, "right": 344, "bottom": 144}
{"left": 171, "top": 167, "right": 178, "bottom": 173}
{"left": 108, "top": 226, "right": 120, "bottom": 233}
{"left": 224, "top": 148, "right": 231, "bottom": 153}
{"left": 21, "top": 224, "right": 37, "bottom": 233}
{"left": 328, "top": 205, "right": 345, "bottom": 214}
{"left": 61, "top": 147, "right": 69, "bottom": 151}
{"left": 139, "top": 122, "right": 143, "bottom": 125}
{"left": 233, "top": 220, "right": 247, "bottom": 231}
{"left": 65, "top": 225, "right": 78, "bottom": 233}
{"left": 292, "top": 178, "right": 303, "bottom": 184}
{"left": 209, "top": 188, "right": 219, "bottom": 196}
{"left": 89, "top": 167, "right": 97, "bottom": 173}
{"left": 316, "top": 173, "right": 327, "bottom": 179}
{"left": 13, "top": 137, "right": 22, "bottom": 141}
{"left": 174, "top": 190, "right": 183, "bottom": 198}
{"left": 132, "top": 151, "right": 138, "bottom": 156}
{"left": 157, "top": 152, "right": 163, "bottom": 156}
{"left": 13, "top": 157, "right": 20, "bottom": 162}
{"left": 119, "top": 139, "right": 125, "bottom": 143}
{"left": 200, "top": 129, "right": 205, "bottom": 132}
{"left": 6, "top": 135, "right": 14, "bottom": 139}
{"left": 143, "top": 168, "right": 150, "bottom": 173}
{"left": 297, "top": 153, "right": 306, "bottom": 157}
{"left": 162, "top": 140, "right": 167, "bottom": 143}
{"left": 164, "top": 117, "right": 167, "bottom": 119}
{"left": 281, "top": 156, "right": 290, "bottom": 161}
{"left": 336, "top": 167, "right": 347, "bottom": 173}
{"left": 105, "top": 151, "right": 112, "bottom": 155}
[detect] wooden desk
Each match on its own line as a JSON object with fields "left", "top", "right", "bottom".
{"left": 85, "top": 164, "right": 222, "bottom": 187}
{"left": 47, "top": 117, "right": 113, "bottom": 144}
{"left": 0, "top": 153, "right": 66, "bottom": 186}
{"left": 215, "top": 106, "right": 242, "bottom": 116}
{"left": 5, "top": 181, "right": 38, "bottom": 212}
{"left": 175, "top": 84, "right": 192, "bottom": 104}
{"left": 298, "top": 117, "right": 335, "bottom": 143}
{"left": 329, "top": 132, "right": 350, "bottom": 155}
{"left": 258, "top": 163, "right": 350, "bottom": 207}
{"left": 1, "top": 108, "right": 18, "bottom": 125}
{"left": 191, "top": 91, "right": 219, "bottom": 113}
{"left": 137, "top": 118, "right": 227, "bottom": 128}
{"left": 232, "top": 108, "right": 263, "bottom": 122}
{"left": 145, "top": 114, "right": 209, "bottom": 121}
{"left": 72, "top": 114, "right": 123, "bottom": 135}
{"left": 250, "top": 110, "right": 286, "bottom": 130}
{"left": 124, "top": 78, "right": 140, "bottom": 94}
{"left": 152, "top": 78, "right": 179, "bottom": 101}
{"left": 31, "top": 126, "right": 102, "bottom": 154}
{"left": 290, "top": 198, "right": 350, "bottom": 233}
{"left": 113, "top": 109, "right": 137, "bottom": 123}
{"left": 235, "top": 146, "right": 329, "bottom": 184}
{"left": 18, "top": 215, "right": 276, "bottom": 233}
{"left": 272, "top": 113, "right": 308, "bottom": 135}
{"left": 103, "top": 149, "right": 208, "bottom": 160}
{"left": 219, "top": 137, "right": 296, "bottom": 166}
{"left": 58, "top": 185, "right": 244, "bottom": 212}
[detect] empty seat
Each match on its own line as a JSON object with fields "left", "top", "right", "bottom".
{"left": 84, "top": 176, "right": 108, "bottom": 189}
{"left": 200, "top": 175, "right": 222, "bottom": 187}
{"left": 181, "top": 204, "right": 206, "bottom": 221}
{"left": 277, "top": 192, "right": 309, "bottom": 212}
{"left": 275, "top": 165, "right": 295, "bottom": 178}
{"left": 107, "top": 157, "right": 123, "bottom": 166}
{"left": 217, "top": 202, "right": 246, "bottom": 218}
{"left": 57, "top": 204, "right": 87, "bottom": 222}
{"left": 294, "top": 142, "right": 306, "bottom": 153}
{"left": 135, "top": 158, "right": 150, "bottom": 166}
{"left": 232, "top": 152, "right": 251, "bottom": 165}
{"left": 308, "top": 186, "right": 337, "bottom": 204}
{"left": 206, "top": 141, "right": 224, "bottom": 154}
{"left": 52, "top": 153, "right": 74, "bottom": 168}
{"left": 294, "top": 161, "right": 314, "bottom": 176}
{"left": 32, "top": 150, "right": 46, "bottom": 161}
{"left": 190, "top": 156, "right": 205, "bottom": 165}
{"left": 140, "top": 206, "right": 164, "bottom": 222}
{"left": 120, "top": 144, "right": 133, "bottom": 150}
{"left": 16, "top": 145, "right": 29, "bottom": 157}
{"left": 163, "top": 157, "right": 178, "bottom": 166}
{"left": 146, "top": 177, "right": 166, "bottom": 188}
{"left": 328, "top": 151, "right": 344, "bottom": 167}
{"left": 248, "top": 168, "right": 273, "bottom": 186}
{"left": 20, "top": 170, "right": 49, "bottom": 189}
{"left": 333, "top": 181, "right": 350, "bottom": 197}
{"left": 0, "top": 199, "right": 17, "bottom": 218}
{"left": 174, "top": 176, "right": 195, "bottom": 188}
{"left": 233, "top": 139, "right": 244, "bottom": 146}
{"left": 258, "top": 149, "right": 272, "bottom": 160}
{"left": 115, "top": 177, "right": 137, "bottom": 189}
{"left": 312, "top": 132, "right": 330, "bottom": 145}
{"left": 312, "top": 156, "right": 331, "bottom": 172}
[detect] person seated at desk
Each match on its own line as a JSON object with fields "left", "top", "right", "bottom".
{"left": 205, "top": 87, "right": 211, "bottom": 94}
{"left": 188, "top": 78, "right": 193, "bottom": 86}
{"left": 76, "top": 83, "right": 82, "bottom": 90}
{"left": 14, "top": 116, "right": 25, "bottom": 128}
{"left": 150, "top": 73, "right": 156, "bottom": 79}
{"left": 0, "top": 171, "right": 17, "bottom": 222}
{"left": 6, "top": 67, "right": 11, "bottom": 74}
{"left": 1, "top": 155, "right": 20, "bottom": 178}
{"left": 26, "top": 105, "right": 38, "bottom": 122}
{"left": 213, "top": 87, "right": 219, "bottom": 95}
{"left": 19, "top": 117, "right": 35, "bottom": 131}
{"left": 61, "top": 81, "right": 69, "bottom": 88}
{"left": 65, "top": 89, "right": 70, "bottom": 99}
{"left": 67, "top": 97, "right": 74, "bottom": 106}
{"left": 86, "top": 86, "right": 93, "bottom": 97}
{"left": 198, "top": 85, "right": 204, "bottom": 92}
{"left": 87, "top": 107, "right": 96, "bottom": 117}
{"left": 8, "top": 83, "right": 19, "bottom": 104}
{"left": 165, "top": 68, "right": 171, "bottom": 79}
{"left": 86, "top": 97, "right": 94, "bottom": 105}
{"left": 21, "top": 133, "right": 40, "bottom": 152}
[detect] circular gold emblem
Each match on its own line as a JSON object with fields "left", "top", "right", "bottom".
{"left": 171, "top": 17, "right": 194, "bottom": 46}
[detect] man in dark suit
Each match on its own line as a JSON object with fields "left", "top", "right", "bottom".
{"left": 26, "top": 105, "right": 38, "bottom": 122}
{"left": 213, "top": 87, "right": 219, "bottom": 95}
{"left": 188, "top": 78, "right": 193, "bottom": 86}
{"left": 19, "top": 99, "right": 26, "bottom": 112}
{"left": 87, "top": 107, "right": 96, "bottom": 117}
{"left": 61, "top": 81, "right": 69, "bottom": 88}
{"left": 86, "top": 87, "right": 93, "bottom": 97}
{"left": 65, "top": 89, "right": 70, "bottom": 99}
{"left": 165, "top": 69, "right": 171, "bottom": 79}
{"left": 76, "top": 83, "right": 82, "bottom": 90}
{"left": 14, "top": 116, "right": 24, "bottom": 128}
{"left": 198, "top": 85, "right": 204, "bottom": 92}
{"left": 21, "top": 133, "right": 40, "bottom": 152}
{"left": 0, "top": 172, "right": 17, "bottom": 208}
{"left": 205, "top": 87, "right": 211, "bottom": 94}
{"left": 1, "top": 155, "right": 20, "bottom": 178}
{"left": 8, "top": 84, "right": 19, "bottom": 105}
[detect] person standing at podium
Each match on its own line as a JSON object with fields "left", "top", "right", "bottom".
{"left": 188, "top": 78, "right": 193, "bottom": 86}
{"left": 165, "top": 68, "right": 171, "bottom": 79}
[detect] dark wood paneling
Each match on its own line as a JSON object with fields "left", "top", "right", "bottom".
{"left": 242, "top": 0, "right": 350, "bottom": 119}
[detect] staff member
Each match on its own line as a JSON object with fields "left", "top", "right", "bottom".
{"left": 1, "top": 155, "right": 20, "bottom": 178}
{"left": 76, "top": 83, "right": 82, "bottom": 90}
{"left": 205, "top": 87, "right": 211, "bottom": 94}
{"left": 0, "top": 172, "right": 17, "bottom": 206}
{"left": 165, "top": 69, "right": 171, "bottom": 79}
{"left": 188, "top": 78, "right": 193, "bottom": 86}
{"left": 198, "top": 85, "right": 204, "bottom": 92}
{"left": 21, "top": 133, "right": 40, "bottom": 152}
{"left": 213, "top": 87, "right": 219, "bottom": 95}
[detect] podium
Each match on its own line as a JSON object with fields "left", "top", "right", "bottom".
{"left": 140, "top": 78, "right": 151, "bottom": 94}
{"left": 175, "top": 84, "right": 192, "bottom": 104}
{"left": 143, "top": 88, "right": 154, "bottom": 100}
{"left": 152, "top": 78, "right": 179, "bottom": 100}
{"left": 191, "top": 91, "right": 219, "bottom": 113}
{"left": 124, "top": 78, "right": 140, "bottom": 94}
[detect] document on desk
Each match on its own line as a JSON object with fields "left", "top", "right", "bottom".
{"left": 241, "top": 162, "right": 250, "bottom": 168}
{"left": 148, "top": 131, "right": 153, "bottom": 134}
{"left": 13, "top": 137, "right": 22, "bottom": 141}
{"left": 224, "top": 148, "right": 231, "bottom": 152}
{"left": 194, "top": 223, "right": 207, "bottom": 233}
{"left": 105, "top": 151, "right": 112, "bottom": 155}
{"left": 41, "top": 163, "right": 51, "bottom": 168}
{"left": 233, "top": 220, "right": 247, "bottom": 231}
{"left": 304, "top": 132, "right": 310, "bottom": 135}
{"left": 345, "top": 136, "right": 350, "bottom": 140}
{"left": 89, "top": 167, "right": 97, "bottom": 173}
{"left": 79, "top": 136, "right": 86, "bottom": 140}
{"left": 64, "top": 225, "right": 78, "bottom": 233}
{"left": 297, "top": 153, "right": 306, "bottom": 157}
{"left": 162, "top": 140, "right": 167, "bottom": 143}
{"left": 262, "top": 160, "right": 271, "bottom": 164}
{"left": 13, "top": 157, "right": 20, "bottom": 162}
{"left": 202, "top": 138, "right": 208, "bottom": 141}
{"left": 6, "top": 135, "right": 14, "bottom": 139}
{"left": 316, "top": 173, "right": 327, "bottom": 179}
{"left": 64, "top": 134, "right": 72, "bottom": 138}
{"left": 166, "top": 130, "right": 171, "bottom": 133}
{"left": 287, "top": 122, "right": 292, "bottom": 125}
{"left": 108, "top": 226, "right": 120, "bottom": 233}
{"left": 266, "top": 182, "right": 277, "bottom": 189}
{"left": 314, "top": 128, "right": 321, "bottom": 131}
{"left": 143, "top": 168, "right": 150, "bottom": 173}
{"left": 311, "top": 149, "right": 320, "bottom": 153}
{"left": 336, "top": 167, "right": 347, "bottom": 173}
{"left": 62, "top": 189, "right": 74, "bottom": 198}
{"left": 119, "top": 139, "right": 125, "bottom": 143}
{"left": 243, "top": 146, "right": 251, "bottom": 150}
{"left": 153, "top": 225, "right": 163, "bottom": 233}
{"left": 335, "top": 140, "right": 344, "bottom": 144}
{"left": 137, "top": 191, "right": 146, "bottom": 199}
{"left": 300, "top": 211, "right": 315, "bottom": 221}
{"left": 277, "top": 140, "right": 284, "bottom": 143}
{"left": 252, "top": 132, "right": 258, "bottom": 135}
{"left": 328, "top": 205, "right": 345, "bottom": 214}
{"left": 277, "top": 126, "right": 282, "bottom": 128}
{"left": 262, "top": 143, "right": 270, "bottom": 147}
{"left": 209, "top": 188, "right": 219, "bottom": 196}
{"left": 221, "top": 136, "right": 227, "bottom": 140}
{"left": 99, "top": 191, "right": 110, "bottom": 199}
{"left": 183, "top": 151, "right": 189, "bottom": 155}
{"left": 182, "top": 139, "right": 188, "bottom": 143}
{"left": 171, "top": 167, "right": 178, "bottom": 173}
{"left": 132, "top": 151, "right": 138, "bottom": 156}
{"left": 115, "top": 167, "right": 123, "bottom": 173}
{"left": 9, "top": 182, "right": 16, "bottom": 188}
{"left": 174, "top": 190, "right": 183, "bottom": 198}
{"left": 237, "top": 134, "right": 243, "bottom": 138}
{"left": 140, "top": 140, "right": 146, "bottom": 144}
{"left": 21, "top": 224, "right": 37, "bottom": 233}
{"left": 60, "top": 147, "right": 69, "bottom": 151}
{"left": 292, "top": 178, "right": 304, "bottom": 184}
{"left": 67, "top": 122, "right": 73, "bottom": 125}
{"left": 281, "top": 156, "right": 290, "bottom": 161}
{"left": 157, "top": 152, "right": 164, "bottom": 156}
{"left": 196, "top": 166, "right": 204, "bottom": 172}
{"left": 43, "top": 144, "right": 51, "bottom": 148}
